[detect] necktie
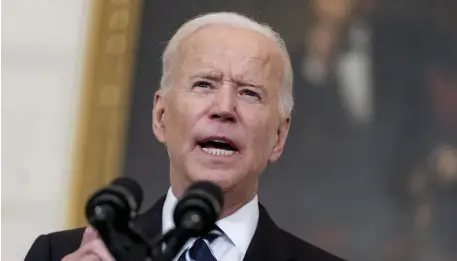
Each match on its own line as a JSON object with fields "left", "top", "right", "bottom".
{"left": 177, "top": 228, "right": 223, "bottom": 261}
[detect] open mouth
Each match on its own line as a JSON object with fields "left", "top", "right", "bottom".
{"left": 197, "top": 138, "right": 239, "bottom": 156}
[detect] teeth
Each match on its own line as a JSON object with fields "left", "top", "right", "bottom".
{"left": 202, "top": 147, "right": 235, "bottom": 156}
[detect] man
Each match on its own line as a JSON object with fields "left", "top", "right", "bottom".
{"left": 24, "top": 12, "right": 344, "bottom": 261}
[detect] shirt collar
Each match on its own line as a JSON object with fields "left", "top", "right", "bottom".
{"left": 162, "top": 187, "right": 259, "bottom": 256}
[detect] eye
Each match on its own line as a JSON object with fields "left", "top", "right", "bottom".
{"left": 193, "top": 81, "right": 213, "bottom": 89}
{"left": 240, "top": 89, "right": 261, "bottom": 99}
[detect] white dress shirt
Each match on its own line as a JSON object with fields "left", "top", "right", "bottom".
{"left": 162, "top": 187, "right": 259, "bottom": 261}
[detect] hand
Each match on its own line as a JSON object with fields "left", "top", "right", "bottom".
{"left": 62, "top": 227, "right": 115, "bottom": 261}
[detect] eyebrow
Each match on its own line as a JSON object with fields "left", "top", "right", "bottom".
{"left": 191, "top": 72, "right": 264, "bottom": 89}
{"left": 191, "top": 71, "right": 223, "bottom": 81}
{"left": 232, "top": 75, "right": 265, "bottom": 90}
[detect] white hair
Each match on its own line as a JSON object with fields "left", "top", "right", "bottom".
{"left": 160, "top": 12, "right": 294, "bottom": 118}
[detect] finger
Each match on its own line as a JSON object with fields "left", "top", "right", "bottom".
{"left": 79, "top": 254, "right": 102, "bottom": 261}
{"left": 62, "top": 252, "right": 100, "bottom": 261}
{"left": 80, "top": 239, "right": 116, "bottom": 261}
{"left": 81, "top": 226, "right": 99, "bottom": 246}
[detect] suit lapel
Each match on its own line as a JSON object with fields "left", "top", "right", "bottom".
{"left": 243, "top": 204, "right": 292, "bottom": 261}
{"left": 136, "top": 195, "right": 166, "bottom": 240}
{"left": 127, "top": 196, "right": 166, "bottom": 261}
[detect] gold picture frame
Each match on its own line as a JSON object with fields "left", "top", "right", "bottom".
{"left": 66, "top": 0, "right": 143, "bottom": 229}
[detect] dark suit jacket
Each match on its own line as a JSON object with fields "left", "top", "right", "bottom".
{"left": 24, "top": 196, "right": 344, "bottom": 261}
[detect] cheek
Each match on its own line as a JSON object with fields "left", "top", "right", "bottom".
{"left": 247, "top": 118, "right": 278, "bottom": 155}
{"left": 241, "top": 101, "right": 280, "bottom": 143}
{"left": 164, "top": 96, "right": 206, "bottom": 143}
{"left": 163, "top": 100, "right": 190, "bottom": 142}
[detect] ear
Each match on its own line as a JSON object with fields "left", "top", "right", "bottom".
{"left": 152, "top": 90, "right": 166, "bottom": 143}
{"left": 268, "top": 117, "right": 291, "bottom": 162}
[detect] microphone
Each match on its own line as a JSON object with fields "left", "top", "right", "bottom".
{"left": 85, "top": 177, "right": 144, "bottom": 230}
{"left": 85, "top": 177, "right": 144, "bottom": 261}
{"left": 151, "top": 181, "right": 224, "bottom": 261}
{"left": 173, "top": 181, "right": 224, "bottom": 236}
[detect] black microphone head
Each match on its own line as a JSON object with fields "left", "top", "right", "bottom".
{"left": 173, "top": 181, "right": 224, "bottom": 236}
{"left": 85, "top": 177, "right": 143, "bottom": 230}
{"left": 111, "top": 177, "right": 144, "bottom": 211}
{"left": 186, "top": 181, "right": 224, "bottom": 209}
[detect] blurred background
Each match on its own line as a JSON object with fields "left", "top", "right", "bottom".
{"left": 2, "top": 0, "right": 457, "bottom": 261}
{"left": 2, "top": 0, "right": 91, "bottom": 261}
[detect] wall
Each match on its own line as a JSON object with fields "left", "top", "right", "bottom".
{"left": 1, "top": 0, "right": 90, "bottom": 260}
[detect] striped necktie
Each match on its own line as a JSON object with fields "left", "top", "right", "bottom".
{"left": 177, "top": 228, "right": 223, "bottom": 261}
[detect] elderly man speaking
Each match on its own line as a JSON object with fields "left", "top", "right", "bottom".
{"left": 25, "top": 12, "right": 344, "bottom": 261}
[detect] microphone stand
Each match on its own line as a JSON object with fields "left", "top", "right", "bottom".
{"left": 148, "top": 228, "right": 192, "bottom": 261}
{"left": 89, "top": 180, "right": 222, "bottom": 261}
{"left": 145, "top": 205, "right": 218, "bottom": 261}
{"left": 92, "top": 219, "right": 131, "bottom": 261}
{"left": 123, "top": 222, "right": 191, "bottom": 261}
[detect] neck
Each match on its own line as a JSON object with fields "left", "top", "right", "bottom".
{"left": 219, "top": 186, "right": 257, "bottom": 218}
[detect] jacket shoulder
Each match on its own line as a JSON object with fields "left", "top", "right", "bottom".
{"left": 24, "top": 227, "right": 85, "bottom": 261}
{"left": 279, "top": 229, "right": 346, "bottom": 261}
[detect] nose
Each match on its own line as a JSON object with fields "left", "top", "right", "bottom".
{"left": 210, "top": 85, "right": 237, "bottom": 123}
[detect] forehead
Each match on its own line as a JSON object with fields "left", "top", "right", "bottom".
{"left": 177, "top": 24, "right": 284, "bottom": 78}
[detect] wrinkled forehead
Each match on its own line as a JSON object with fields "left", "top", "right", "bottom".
{"left": 176, "top": 25, "right": 285, "bottom": 82}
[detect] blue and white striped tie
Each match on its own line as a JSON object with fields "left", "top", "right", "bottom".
{"left": 177, "top": 228, "right": 223, "bottom": 261}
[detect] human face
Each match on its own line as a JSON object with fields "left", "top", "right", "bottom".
{"left": 152, "top": 24, "right": 290, "bottom": 197}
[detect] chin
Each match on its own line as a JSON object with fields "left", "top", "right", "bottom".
{"left": 187, "top": 168, "right": 239, "bottom": 191}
